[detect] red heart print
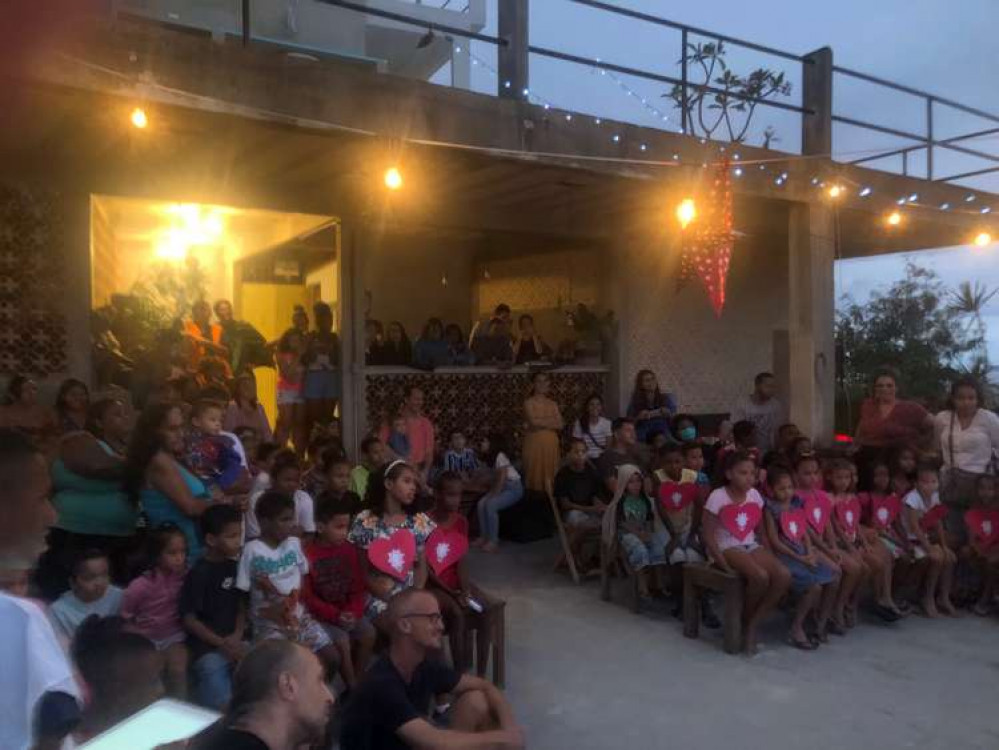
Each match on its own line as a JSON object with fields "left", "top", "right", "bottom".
{"left": 804, "top": 493, "right": 831, "bottom": 534}
{"left": 780, "top": 508, "right": 807, "bottom": 543}
{"left": 658, "top": 482, "right": 697, "bottom": 513}
{"left": 368, "top": 529, "right": 416, "bottom": 582}
{"left": 870, "top": 495, "right": 901, "bottom": 530}
{"left": 836, "top": 497, "right": 861, "bottom": 534}
{"left": 425, "top": 526, "right": 469, "bottom": 576}
{"left": 718, "top": 501, "right": 762, "bottom": 542}
{"left": 919, "top": 503, "right": 948, "bottom": 532}
{"left": 965, "top": 509, "right": 999, "bottom": 549}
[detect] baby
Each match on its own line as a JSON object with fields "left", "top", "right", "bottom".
{"left": 185, "top": 400, "right": 244, "bottom": 492}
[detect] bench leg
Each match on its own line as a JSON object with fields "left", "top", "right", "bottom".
{"left": 683, "top": 569, "right": 700, "bottom": 640}
{"left": 722, "top": 581, "right": 744, "bottom": 655}
{"left": 492, "top": 603, "right": 506, "bottom": 689}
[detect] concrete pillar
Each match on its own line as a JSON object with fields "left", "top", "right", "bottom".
{"left": 497, "top": 0, "right": 528, "bottom": 99}
{"left": 802, "top": 47, "right": 833, "bottom": 157}
{"left": 787, "top": 202, "right": 835, "bottom": 445}
{"left": 339, "top": 218, "right": 364, "bottom": 458}
{"left": 451, "top": 37, "right": 471, "bottom": 91}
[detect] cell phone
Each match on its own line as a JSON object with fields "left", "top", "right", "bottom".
{"left": 80, "top": 698, "right": 220, "bottom": 749}
{"left": 466, "top": 597, "right": 484, "bottom": 613}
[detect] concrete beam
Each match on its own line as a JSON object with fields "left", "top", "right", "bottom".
{"left": 802, "top": 47, "right": 833, "bottom": 157}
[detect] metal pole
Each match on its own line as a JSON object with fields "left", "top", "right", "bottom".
{"left": 241, "top": 0, "right": 250, "bottom": 46}
{"left": 902, "top": 150, "right": 908, "bottom": 176}
{"left": 498, "top": 0, "right": 528, "bottom": 99}
{"left": 926, "top": 97, "right": 934, "bottom": 180}
{"left": 680, "top": 28, "right": 689, "bottom": 134}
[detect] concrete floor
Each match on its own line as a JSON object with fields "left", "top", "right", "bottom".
{"left": 467, "top": 539, "right": 999, "bottom": 750}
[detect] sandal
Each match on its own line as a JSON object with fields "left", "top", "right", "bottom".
{"left": 873, "top": 603, "right": 901, "bottom": 623}
{"left": 786, "top": 635, "right": 818, "bottom": 651}
{"left": 826, "top": 620, "right": 847, "bottom": 636}
{"left": 972, "top": 602, "right": 992, "bottom": 617}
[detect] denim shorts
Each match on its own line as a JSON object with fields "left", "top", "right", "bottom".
{"left": 303, "top": 370, "right": 340, "bottom": 400}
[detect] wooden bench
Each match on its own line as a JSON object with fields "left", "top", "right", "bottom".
{"left": 682, "top": 564, "right": 745, "bottom": 654}
{"left": 464, "top": 584, "right": 506, "bottom": 688}
{"left": 599, "top": 541, "right": 643, "bottom": 613}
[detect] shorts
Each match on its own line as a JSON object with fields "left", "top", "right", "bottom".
{"left": 721, "top": 542, "right": 761, "bottom": 555}
{"left": 777, "top": 553, "right": 837, "bottom": 592}
{"left": 880, "top": 534, "right": 904, "bottom": 559}
{"left": 322, "top": 617, "right": 376, "bottom": 645}
{"left": 618, "top": 528, "right": 670, "bottom": 570}
{"left": 304, "top": 369, "right": 340, "bottom": 401}
{"left": 277, "top": 387, "right": 304, "bottom": 406}
{"left": 669, "top": 546, "right": 705, "bottom": 565}
{"left": 151, "top": 632, "right": 187, "bottom": 651}
{"left": 565, "top": 510, "right": 601, "bottom": 529}
{"left": 254, "top": 609, "right": 332, "bottom": 653}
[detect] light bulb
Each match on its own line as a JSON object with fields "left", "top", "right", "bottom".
{"left": 676, "top": 199, "right": 697, "bottom": 229}
{"left": 130, "top": 107, "right": 148, "bottom": 129}
{"left": 384, "top": 167, "right": 403, "bottom": 190}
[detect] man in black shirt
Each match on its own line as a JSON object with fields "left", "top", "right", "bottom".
{"left": 596, "top": 418, "right": 649, "bottom": 493}
{"left": 340, "top": 589, "right": 524, "bottom": 750}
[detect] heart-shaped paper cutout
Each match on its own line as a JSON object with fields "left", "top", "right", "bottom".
{"left": 836, "top": 497, "right": 861, "bottom": 535}
{"left": 658, "top": 482, "right": 697, "bottom": 513}
{"left": 804, "top": 493, "right": 831, "bottom": 534}
{"left": 425, "top": 526, "right": 469, "bottom": 576}
{"left": 780, "top": 508, "right": 807, "bottom": 543}
{"left": 964, "top": 509, "right": 999, "bottom": 548}
{"left": 718, "top": 501, "right": 762, "bottom": 542}
{"left": 918, "top": 503, "right": 948, "bottom": 532}
{"left": 368, "top": 529, "right": 416, "bottom": 582}
{"left": 870, "top": 495, "right": 901, "bottom": 530}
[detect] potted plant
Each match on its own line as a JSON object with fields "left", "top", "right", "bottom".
{"left": 562, "top": 303, "right": 615, "bottom": 365}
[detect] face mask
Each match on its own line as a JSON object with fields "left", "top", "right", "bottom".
{"left": 678, "top": 427, "right": 697, "bottom": 442}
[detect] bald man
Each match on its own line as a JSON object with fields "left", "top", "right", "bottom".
{"left": 340, "top": 589, "right": 524, "bottom": 750}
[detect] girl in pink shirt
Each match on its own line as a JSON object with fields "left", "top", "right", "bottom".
{"left": 122, "top": 525, "right": 189, "bottom": 698}
{"left": 702, "top": 451, "right": 790, "bottom": 655}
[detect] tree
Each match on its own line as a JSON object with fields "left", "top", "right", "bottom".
{"left": 836, "top": 263, "right": 994, "bottom": 420}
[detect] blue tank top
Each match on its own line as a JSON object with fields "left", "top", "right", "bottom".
{"left": 141, "top": 460, "right": 210, "bottom": 560}
{"left": 52, "top": 439, "right": 137, "bottom": 536}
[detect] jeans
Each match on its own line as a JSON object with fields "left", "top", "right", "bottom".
{"left": 192, "top": 651, "right": 233, "bottom": 710}
{"left": 477, "top": 480, "right": 524, "bottom": 543}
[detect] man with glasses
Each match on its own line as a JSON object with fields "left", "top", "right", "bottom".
{"left": 339, "top": 589, "right": 524, "bottom": 750}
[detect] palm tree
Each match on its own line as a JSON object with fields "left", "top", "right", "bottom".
{"left": 948, "top": 281, "right": 998, "bottom": 405}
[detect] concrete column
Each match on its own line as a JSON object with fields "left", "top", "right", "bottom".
{"left": 497, "top": 0, "right": 528, "bottom": 99}
{"left": 339, "top": 217, "right": 364, "bottom": 458}
{"left": 451, "top": 38, "right": 471, "bottom": 91}
{"left": 787, "top": 202, "right": 835, "bottom": 445}
{"left": 802, "top": 47, "right": 833, "bottom": 157}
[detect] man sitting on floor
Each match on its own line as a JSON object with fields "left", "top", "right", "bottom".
{"left": 339, "top": 589, "right": 524, "bottom": 750}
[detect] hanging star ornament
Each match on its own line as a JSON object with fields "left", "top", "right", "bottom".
{"left": 677, "top": 160, "right": 734, "bottom": 316}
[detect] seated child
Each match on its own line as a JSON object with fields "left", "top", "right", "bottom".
{"left": 237, "top": 491, "right": 340, "bottom": 672}
{"left": 858, "top": 460, "right": 913, "bottom": 613}
{"left": 652, "top": 444, "right": 704, "bottom": 565}
{"left": 762, "top": 467, "right": 838, "bottom": 649}
{"left": 71, "top": 616, "right": 163, "bottom": 742}
{"left": 889, "top": 445, "right": 918, "bottom": 498}
{"left": 703, "top": 451, "right": 790, "bottom": 655}
{"left": 386, "top": 413, "right": 411, "bottom": 461}
{"left": 302, "top": 439, "right": 348, "bottom": 499}
{"left": 554, "top": 439, "right": 606, "bottom": 570}
{"left": 50, "top": 549, "right": 123, "bottom": 643}
{"left": 901, "top": 464, "right": 957, "bottom": 617}
{"left": 121, "top": 525, "right": 189, "bottom": 698}
{"left": 442, "top": 431, "right": 479, "bottom": 478}
{"left": 966, "top": 474, "right": 999, "bottom": 616}
{"left": 681, "top": 441, "right": 711, "bottom": 487}
{"left": 250, "top": 441, "right": 281, "bottom": 495}
{"left": 184, "top": 399, "right": 247, "bottom": 495}
{"left": 180, "top": 505, "right": 247, "bottom": 710}
{"left": 602, "top": 464, "right": 670, "bottom": 600}
{"left": 350, "top": 435, "right": 386, "bottom": 501}
{"left": 233, "top": 426, "right": 260, "bottom": 471}
{"left": 245, "top": 450, "right": 316, "bottom": 541}
{"left": 303, "top": 494, "right": 375, "bottom": 690}
{"left": 324, "top": 456, "right": 362, "bottom": 511}
{"left": 712, "top": 420, "right": 759, "bottom": 487}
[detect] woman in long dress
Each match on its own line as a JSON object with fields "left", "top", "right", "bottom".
{"left": 523, "top": 372, "right": 564, "bottom": 493}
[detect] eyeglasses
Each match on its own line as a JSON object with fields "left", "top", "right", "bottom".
{"left": 401, "top": 612, "right": 444, "bottom": 625}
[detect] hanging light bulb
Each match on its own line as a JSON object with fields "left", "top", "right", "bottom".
{"left": 676, "top": 199, "right": 697, "bottom": 229}
{"left": 441, "top": 273, "right": 448, "bottom": 287}
{"left": 383, "top": 166, "right": 403, "bottom": 190}
{"left": 973, "top": 231, "right": 992, "bottom": 248}
{"left": 886, "top": 211, "right": 902, "bottom": 227}
{"left": 130, "top": 107, "right": 148, "bottom": 129}
{"left": 828, "top": 184, "right": 843, "bottom": 199}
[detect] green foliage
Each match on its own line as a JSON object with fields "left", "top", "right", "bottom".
{"left": 836, "top": 263, "right": 996, "bottom": 416}
{"left": 665, "top": 41, "right": 792, "bottom": 145}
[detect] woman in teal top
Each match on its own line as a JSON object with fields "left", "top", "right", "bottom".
{"left": 124, "top": 402, "right": 213, "bottom": 560}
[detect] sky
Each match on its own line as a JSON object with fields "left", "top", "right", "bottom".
{"left": 439, "top": 0, "right": 999, "bottom": 364}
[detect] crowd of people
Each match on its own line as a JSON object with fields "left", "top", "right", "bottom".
{"left": 1, "top": 287, "right": 997, "bottom": 749}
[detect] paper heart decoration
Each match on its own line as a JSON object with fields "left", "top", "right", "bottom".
{"left": 658, "top": 482, "right": 697, "bottom": 513}
{"left": 918, "top": 503, "right": 948, "bottom": 532}
{"left": 780, "top": 508, "right": 807, "bottom": 543}
{"left": 368, "top": 529, "right": 416, "bottom": 582}
{"left": 836, "top": 498, "right": 861, "bottom": 535}
{"left": 804, "top": 494, "right": 831, "bottom": 534}
{"left": 964, "top": 509, "right": 999, "bottom": 548}
{"left": 718, "top": 502, "right": 762, "bottom": 542}
{"left": 870, "top": 495, "right": 901, "bottom": 530}
{"left": 425, "top": 526, "right": 469, "bottom": 576}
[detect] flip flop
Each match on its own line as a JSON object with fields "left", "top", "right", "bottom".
{"left": 786, "top": 635, "right": 817, "bottom": 651}
{"left": 873, "top": 603, "right": 901, "bottom": 622}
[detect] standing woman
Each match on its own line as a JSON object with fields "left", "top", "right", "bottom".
{"left": 572, "top": 393, "right": 612, "bottom": 460}
{"left": 627, "top": 370, "right": 677, "bottom": 444}
{"left": 223, "top": 373, "right": 273, "bottom": 443}
{"left": 0, "top": 375, "right": 58, "bottom": 448}
{"left": 123, "top": 402, "right": 214, "bottom": 561}
{"left": 55, "top": 378, "right": 90, "bottom": 434}
{"left": 523, "top": 372, "right": 564, "bottom": 493}
{"left": 36, "top": 397, "right": 137, "bottom": 599}
{"left": 302, "top": 302, "right": 341, "bottom": 432}
{"left": 274, "top": 327, "right": 307, "bottom": 458}
{"left": 934, "top": 376, "right": 999, "bottom": 545}
{"left": 854, "top": 368, "right": 935, "bottom": 468}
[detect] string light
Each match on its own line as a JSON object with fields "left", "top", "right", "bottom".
{"left": 676, "top": 198, "right": 697, "bottom": 229}
{"left": 828, "top": 184, "right": 843, "bottom": 198}
{"left": 130, "top": 107, "right": 148, "bottom": 129}
{"left": 383, "top": 166, "right": 403, "bottom": 190}
{"left": 859, "top": 187, "right": 872, "bottom": 197}
{"left": 886, "top": 210, "right": 902, "bottom": 227}
{"left": 940, "top": 203, "right": 951, "bottom": 210}
{"left": 965, "top": 194, "right": 976, "bottom": 203}
{"left": 973, "top": 231, "right": 992, "bottom": 247}
{"left": 981, "top": 206, "right": 992, "bottom": 214}
{"left": 811, "top": 177, "right": 820, "bottom": 186}
{"left": 908, "top": 193, "right": 918, "bottom": 202}
{"left": 733, "top": 167, "right": 743, "bottom": 177}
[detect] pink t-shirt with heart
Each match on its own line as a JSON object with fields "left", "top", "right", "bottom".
{"left": 705, "top": 487, "right": 765, "bottom": 551}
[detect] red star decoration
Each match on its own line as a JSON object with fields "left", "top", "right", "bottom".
{"left": 677, "top": 160, "right": 734, "bottom": 316}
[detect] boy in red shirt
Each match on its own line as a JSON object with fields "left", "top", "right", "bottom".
{"left": 302, "top": 493, "right": 374, "bottom": 690}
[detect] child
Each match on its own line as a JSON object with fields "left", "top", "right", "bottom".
{"left": 554, "top": 438, "right": 606, "bottom": 571}
{"left": 828, "top": 459, "right": 902, "bottom": 620}
{"left": 302, "top": 493, "right": 375, "bottom": 691}
{"left": 652, "top": 444, "right": 704, "bottom": 565}
{"left": 237, "top": 491, "right": 340, "bottom": 670}
{"left": 902, "top": 464, "right": 957, "bottom": 617}
{"left": 763, "top": 467, "right": 838, "bottom": 649}
{"left": 702, "top": 451, "right": 790, "bottom": 655}
{"left": 602, "top": 464, "right": 669, "bottom": 601}
{"left": 967, "top": 474, "right": 999, "bottom": 616}
{"left": 49, "top": 550, "right": 123, "bottom": 642}
{"left": 250, "top": 441, "right": 281, "bottom": 495}
{"left": 712, "top": 420, "right": 759, "bottom": 487}
{"left": 890, "top": 445, "right": 918, "bottom": 498}
{"left": 245, "top": 450, "right": 316, "bottom": 541}
{"left": 443, "top": 431, "right": 479, "bottom": 478}
{"left": 859, "top": 460, "right": 912, "bottom": 611}
{"left": 234, "top": 426, "right": 260, "bottom": 471}
{"left": 386, "top": 413, "right": 411, "bottom": 461}
{"left": 794, "top": 454, "right": 858, "bottom": 631}
{"left": 184, "top": 399, "right": 247, "bottom": 494}
{"left": 179, "top": 505, "right": 247, "bottom": 710}
{"left": 350, "top": 435, "right": 386, "bottom": 501}
{"left": 681, "top": 441, "right": 711, "bottom": 487}
{"left": 324, "top": 456, "right": 362, "bottom": 511}
{"left": 121, "top": 525, "right": 189, "bottom": 698}
{"left": 71, "top": 616, "right": 164, "bottom": 742}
